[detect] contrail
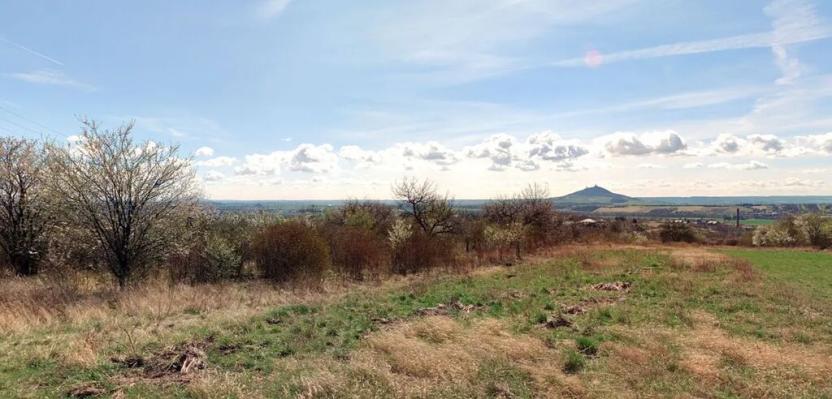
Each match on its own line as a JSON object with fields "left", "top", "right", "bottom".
{"left": 0, "top": 36, "right": 64, "bottom": 66}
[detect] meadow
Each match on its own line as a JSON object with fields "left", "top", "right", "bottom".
{"left": 2, "top": 245, "right": 830, "bottom": 398}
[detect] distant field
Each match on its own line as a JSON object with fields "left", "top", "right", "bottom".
{"left": 741, "top": 218, "right": 775, "bottom": 226}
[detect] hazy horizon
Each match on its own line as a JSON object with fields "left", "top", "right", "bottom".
{"left": 2, "top": 1, "right": 832, "bottom": 200}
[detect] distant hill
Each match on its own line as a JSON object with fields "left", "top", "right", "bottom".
{"left": 552, "top": 185, "right": 638, "bottom": 205}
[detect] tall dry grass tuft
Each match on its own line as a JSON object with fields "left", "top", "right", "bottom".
{"left": 0, "top": 273, "right": 346, "bottom": 335}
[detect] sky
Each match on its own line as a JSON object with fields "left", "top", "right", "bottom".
{"left": 1, "top": 0, "right": 832, "bottom": 200}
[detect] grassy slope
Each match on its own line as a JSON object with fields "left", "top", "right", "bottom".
{"left": 2, "top": 247, "right": 831, "bottom": 398}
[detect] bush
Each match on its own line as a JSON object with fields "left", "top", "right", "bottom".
{"left": 659, "top": 222, "right": 696, "bottom": 243}
{"left": 327, "top": 226, "right": 389, "bottom": 280}
{"left": 799, "top": 213, "right": 831, "bottom": 249}
{"left": 170, "top": 235, "right": 242, "bottom": 284}
{"left": 752, "top": 215, "right": 811, "bottom": 247}
{"left": 389, "top": 227, "right": 457, "bottom": 275}
{"left": 252, "top": 221, "right": 330, "bottom": 284}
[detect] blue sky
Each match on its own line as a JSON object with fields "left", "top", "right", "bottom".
{"left": 2, "top": 0, "right": 832, "bottom": 199}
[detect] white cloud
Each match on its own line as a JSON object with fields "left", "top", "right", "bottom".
{"left": 748, "top": 134, "right": 785, "bottom": 153}
{"left": 196, "top": 156, "right": 237, "bottom": 168}
{"left": 795, "top": 132, "right": 832, "bottom": 153}
{"left": 339, "top": 145, "right": 383, "bottom": 166}
{"left": 235, "top": 153, "right": 282, "bottom": 176}
{"left": 527, "top": 131, "right": 590, "bottom": 161}
{"left": 401, "top": 141, "right": 459, "bottom": 166}
{"left": 288, "top": 144, "right": 339, "bottom": 173}
{"left": 551, "top": 0, "right": 831, "bottom": 69}
{"left": 195, "top": 146, "right": 215, "bottom": 157}
{"left": 683, "top": 162, "right": 705, "bottom": 169}
{"left": 766, "top": 0, "right": 821, "bottom": 85}
{"left": 712, "top": 134, "right": 743, "bottom": 154}
{"left": 461, "top": 132, "right": 590, "bottom": 172}
{"left": 601, "top": 131, "right": 687, "bottom": 156}
{"left": 464, "top": 133, "right": 514, "bottom": 171}
{"left": 7, "top": 69, "right": 93, "bottom": 90}
{"left": 204, "top": 171, "right": 225, "bottom": 182}
{"left": 698, "top": 132, "right": 832, "bottom": 158}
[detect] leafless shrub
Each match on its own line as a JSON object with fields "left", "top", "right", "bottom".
{"left": 327, "top": 226, "right": 389, "bottom": 280}
{"left": 659, "top": 222, "right": 697, "bottom": 243}
{"left": 252, "top": 220, "right": 330, "bottom": 284}
{"left": 483, "top": 183, "right": 558, "bottom": 250}
{"left": 390, "top": 230, "right": 457, "bottom": 275}
{"left": 321, "top": 200, "right": 395, "bottom": 280}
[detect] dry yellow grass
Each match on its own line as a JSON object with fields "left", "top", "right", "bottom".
{"left": 274, "top": 315, "right": 585, "bottom": 398}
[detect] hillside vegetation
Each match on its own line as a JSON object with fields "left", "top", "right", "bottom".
{"left": 1, "top": 246, "right": 831, "bottom": 398}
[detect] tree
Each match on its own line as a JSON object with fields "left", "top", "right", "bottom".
{"left": 484, "top": 183, "right": 554, "bottom": 227}
{"left": 48, "top": 119, "right": 198, "bottom": 287}
{"left": 800, "top": 213, "right": 830, "bottom": 249}
{"left": 483, "top": 183, "right": 556, "bottom": 247}
{"left": 392, "top": 178, "right": 456, "bottom": 236}
{"left": 0, "top": 138, "right": 50, "bottom": 276}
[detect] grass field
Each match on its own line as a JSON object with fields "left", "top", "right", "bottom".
{"left": 722, "top": 248, "right": 832, "bottom": 301}
{"left": 741, "top": 219, "right": 776, "bottom": 226}
{"left": 1, "top": 246, "right": 831, "bottom": 398}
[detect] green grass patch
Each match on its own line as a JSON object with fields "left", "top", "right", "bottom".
{"left": 722, "top": 248, "right": 832, "bottom": 300}
{"left": 741, "top": 219, "right": 775, "bottom": 226}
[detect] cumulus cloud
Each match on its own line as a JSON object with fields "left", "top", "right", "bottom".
{"left": 527, "top": 131, "right": 590, "bottom": 161}
{"left": 235, "top": 153, "right": 282, "bottom": 175}
{"left": 602, "top": 131, "right": 687, "bottom": 156}
{"left": 196, "top": 156, "right": 236, "bottom": 167}
{"left": 462, "top": 132, "right": 590, "bottom": 172}
{"left": 795, "top": 132, "right": 832, "bottom": 154}
{"left": 232, "top": 144, "right": 338, "bottom": 176}
{"left": 287, "top": 144, "right": 338, "bottom": 173}
{"left": 711, "top": 134, "right": 742, "bottom": 154}
{"left": 748, "top": 134, "right": 784, "bottom": 153}
{"left": 195, "top": 146, "right": 215, "bottom": 157}
{"left": 339, "top": 145, "right": 383, "bottom": 166}
{"left": 464, "top": 133, "right": 514, "bottom": 171}
{"left": 702, "top": 133, "right": 832, "bottom": 157}
{"left": 401, "top": 141, "right": 459, "bottom": 166}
